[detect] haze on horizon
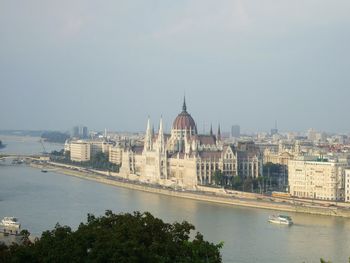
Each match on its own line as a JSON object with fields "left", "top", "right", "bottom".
{"left": 0, "top": 0, "right": 349, "bottom": 134}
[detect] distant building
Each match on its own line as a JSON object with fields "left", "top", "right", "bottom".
{"left": 345, "top": 169, "right": 350, "bottom": 202}
{"left": 270, "top": 128, "right": 278, "bottom": 136}
{"left": 109, "top": 145, "right": 123, "bottom": 165}
{"left": 70, "top": 141, "right": 91, "bottom": 162}
{"left": 231, "top": 125, "right": 240, "bottom": 138}
{"left": 81, "top": 126, "right": 88, "bottom": 139}
{"left": 71, "top": 125, "right": 89, "bottom": 139}
{"left": 270, "top": 121, "right": 278, "bottom": 136}
{"left": 72, "top": 126, "right": 80, "bottom": 138}
{"left": 68, "top": 139, "right": 114, "bottom": 162}
{"left": 307, "top": 128, "right": 317, "bottom": 142}
{"left": 288, "top": 156, "right": 347, "bottom": 201}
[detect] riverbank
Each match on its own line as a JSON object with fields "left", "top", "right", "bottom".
{"left": 30, "top": 162, "right": 350, "bottom": 218}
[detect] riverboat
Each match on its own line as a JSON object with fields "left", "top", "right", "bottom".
{"left": 1, "top": 217, "right": 21, "bottom": 229}
{"left": 268, "top": 215, "right": 293, "bottom": 225}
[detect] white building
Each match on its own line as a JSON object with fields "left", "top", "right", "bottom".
{"left": 109, "top": 145, "right": 123, "bottom": 165}
{"left": 70, "top": 141, "right": 91, "bottom": 162}
{"left": 289, "top": 156, "right": 347, "bottom": 201}
{"left": 345, "top": 169, "right": 350, "bottom": 202}
{"left": 119, "top": 98, "right": 263, "bottom": 188}
{"left": 69, "top": 139, "right": 114, "bottom": 162}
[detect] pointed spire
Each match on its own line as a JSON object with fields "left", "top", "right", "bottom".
{"left": 217, "top": 124, "right": 221, "bottom": 140}
{"left": 182, "top": 96, "right": 187, "bottom": 112}
{"left": 146, "top": 115, "right": 151, "bottom": 134}
{"left": 157, "top": 116, "right": 165, "bottom": 153}
{"left": 144, "top": 116, "right": 152, "bottom": 151}
{"left": 159, "top": 116, "right": 164, "bottom": 135}
{"left": 210, "top": 124, "right": 213, "bottom": 136}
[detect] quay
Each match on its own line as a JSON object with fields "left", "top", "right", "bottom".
{"left": 30, "top": 161, "right": 350, "bottom": 218}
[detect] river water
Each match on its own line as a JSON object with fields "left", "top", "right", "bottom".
{"left": 0, "top": 136, "right": 350, "bottom": 263}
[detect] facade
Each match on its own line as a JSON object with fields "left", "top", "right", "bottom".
{"left": 119, "top": 99, "right": 263, "bottom": 188}
{"left": 231, "top": 125, "right": 240, "bottom": 138}
{"left": 72, "top": 126, "right": 80, "bottom": 138}
{"left": 68, "top": 140, "right": 114, "bottom": 162}
{"left": 109, "top": 145, "right": 123, "bottom": 165}
{"left": 70, "top": 141, "right": 91, "bottom": 162}
{"left": 71, "top": 125, "right": 88, "bottom": 139}
{"left": 81, "top": 126, "right": 88, "bottom": 139}
{"left": 345, "top": 169, "right": 350, "bottom": 202}
{"left": 288, "top": 156, "right": 347, "bottom": 201}
{"left": 263, "top": 140, "right": 300, "bottom": 166}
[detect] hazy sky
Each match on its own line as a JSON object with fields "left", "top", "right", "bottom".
{"left": 1, "top": 0, "right": 349, "bottom": 134}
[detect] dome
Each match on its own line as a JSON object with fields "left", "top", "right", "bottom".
{"left": 172, "top": 98, "right": 197, "bottom": 133}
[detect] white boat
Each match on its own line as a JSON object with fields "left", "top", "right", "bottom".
{"left": 268, "top": 215, "right": 293, "bottom": 225}
{"left": 1, "top": 217, "right": 21, "bottom": 229}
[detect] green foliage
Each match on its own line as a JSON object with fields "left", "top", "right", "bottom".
{"left": 41, "top": 131, "right": 70, "bottom": 143}
{"left": 231, "top": 176, "right": 242, "bottom": 189}
{"left": 52, "top": 151, "right": 119, "bottom": 172}
{"left": 50, "top": 149, "right": 64, "bottom": 156}
{"left": 0, "top": 211, "right": 222, "bottom": 263}
{"left": 213, "top": 170, "right": 224, "bottom": 186}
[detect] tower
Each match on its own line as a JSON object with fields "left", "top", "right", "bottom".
{"left": 156, "top": 117, "right": 165, "bottom": 153}
{"left": 144, "top": 117, "right": 153, "bottom": 152}
{"left": 217, "top": 124, "right": 221, "bottom": 141}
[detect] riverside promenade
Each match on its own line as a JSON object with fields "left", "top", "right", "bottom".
{"left": 30, "top": 162, "right": 350, "bottom": 218}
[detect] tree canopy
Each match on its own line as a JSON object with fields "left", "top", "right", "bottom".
{"left": 41, "top": 131, "right": 70, "bottom": 143}
{"left": 0, "top": 211, "right": 223, "bottom": 263}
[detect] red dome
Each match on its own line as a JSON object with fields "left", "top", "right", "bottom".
{"left": 172, "top": 98, "right": 197, "bottom": 133}
{"left": 173, "top": 111, "right": 197, "bottom": 132}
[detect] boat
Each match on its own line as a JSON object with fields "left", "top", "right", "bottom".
{"left": 1, "top": 217, "right": 21, "bottom": 229}
{"left": 41, "top": 169, "right": 48, "bottom": 173}
{"left": 268, "top": 215, "right": 293, "bottom": 225}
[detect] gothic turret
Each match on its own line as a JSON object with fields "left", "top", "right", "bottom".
{"left": 217, "top": 124, "right": 221, "bottom": 141}
{"left": 157, "top": 117, "right": 165, "bottom": 153}
{"left": 144, "top": 117, "right": 153, "bottom": 151}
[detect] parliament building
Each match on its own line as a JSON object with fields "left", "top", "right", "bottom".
{"left": 119, "top": 98, "right": 263, "bottom": 188}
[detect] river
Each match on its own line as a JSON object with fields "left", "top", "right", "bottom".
{"left": 0, "top": 136, "right": 349, "bottom": 263}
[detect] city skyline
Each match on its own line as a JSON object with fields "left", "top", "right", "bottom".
{"left": 1, "top": 1, "right": 350, "bottom": 133}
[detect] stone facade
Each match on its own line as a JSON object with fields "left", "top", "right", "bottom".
{"left": 119, "top": 98, "right": 263, "bottom": 188}
{"left": 345, "top": 169, "right": 350, "bottom": 202}
{"left": 70, "top": 141, "right": 91, "bottom": 162}
{"left": 288, "top": 156, "right": 347, "bottom": 201}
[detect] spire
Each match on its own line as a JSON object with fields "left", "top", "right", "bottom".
{"left": 159, "top": 116, "right": 163, "bottom": 135}
{"left": 144, "top": 116, "right": 153, "bottom": 151}
{"left": 210, "top": 124, "right": 213, "bottom": 136}
{"left": 182, "top": 96, "right": 187, "bottom": 112}
{"left": 157, "top": 116, "right": 165, "bottom": 153}
{"left": 146, "top": 117, "right": 151, "bottom": 133}
{"left": 217, "top": 124, "right": 221, "bottom": 140}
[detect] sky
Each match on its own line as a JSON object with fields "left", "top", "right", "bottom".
{"left": 0, "top": 0, "right": 350, "bottom": 134}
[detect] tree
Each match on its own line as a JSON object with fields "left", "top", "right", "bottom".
{"left": 0, "top": 211, "right": 223, "bottom": 263}
{"left": 229, "top": 176, "right": 241, "bottom": 190}
{"left": 213, "top": 170, "right": 224, "bottom": 186}
{"left": 41, "top": 131, "right": 70, "bottom": 143}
